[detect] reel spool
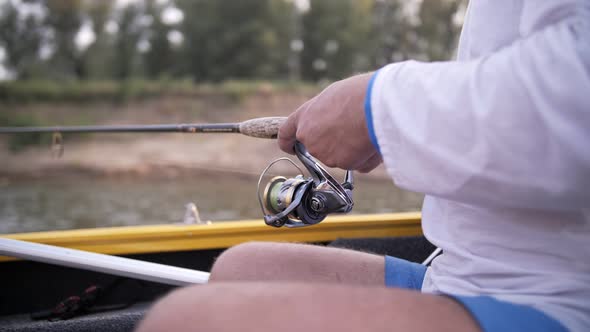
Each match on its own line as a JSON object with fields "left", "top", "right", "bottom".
{"left": 257, "top": 142, "right": 354, "bottom": 228}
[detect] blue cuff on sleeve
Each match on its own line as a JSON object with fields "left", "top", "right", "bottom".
{"left": 364, "top": 70, "right": 381, "bottom": 154}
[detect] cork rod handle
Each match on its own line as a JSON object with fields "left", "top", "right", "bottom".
{"left": 239, "top": 117, "right": 287, "bottom": 139}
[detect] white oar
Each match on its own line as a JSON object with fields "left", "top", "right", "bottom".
{"left": 0, "top": 237, "right": 209, "bottom": 286}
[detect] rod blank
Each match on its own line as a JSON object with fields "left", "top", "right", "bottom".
{"left": 0, "top": 116, "right": 287, "bottom": 139}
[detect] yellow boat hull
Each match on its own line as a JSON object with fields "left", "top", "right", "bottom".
{"left": 0, "top": 212, "right": 421, "bottom": 262}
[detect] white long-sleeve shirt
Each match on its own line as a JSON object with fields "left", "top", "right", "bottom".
{"left": 368, "top": 1, "right": 590, "bottom": 331}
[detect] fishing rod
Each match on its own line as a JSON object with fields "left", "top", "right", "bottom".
{"left": 0, "top": 116, "right": 286, "bottom": 139}
{"left": 0, "top": 116, "right": 440, "bottom": 288}
{"left": 0, "top": 115, "right": 356, "bottom": 229}
{"left": 0, "top": 115, "right": 358, "bottom": 284}
{"left": 0, "top": 115, "right": 356, "bottom": 227}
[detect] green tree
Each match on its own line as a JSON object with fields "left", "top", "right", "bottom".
{"left": 43, "top": 0, "right": 86, "bottom": 79}
{"left": 415, "top": 0, "right": 463, "bottom": 61}
{"left": 301, "top": 0, "right": 373, "bottom": 81}
{"left": 0, "top": 1, "right": 44, "bottom": 79}
{"left": 113, "top": 3, "right": 143, "bottom": 80}
{"left": 369, "top": 0, "right": 412, "bottom": 67}
{"left": 177, "top": 0, "right": 295, "bottom": 82}
{"left": 368, "top": 0, "right": 463, "bottom": 67}
{"left": 263, "top": 0, "right": 297, "bottom": 79}
{"left": 143, "top": 0, "right": 174, "bottom": 79}
{"left": 83, "top": 0, "right": 115, "bottom": 79}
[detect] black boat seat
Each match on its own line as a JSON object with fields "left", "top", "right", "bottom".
{"left": 0, "top": 303, "right": 150, "bottom": 332}
{"left": 329, "top": 236, "right": 436, "bottom": 263}
{"left": 0, "top": 236, "right": 434, "bottom": 332}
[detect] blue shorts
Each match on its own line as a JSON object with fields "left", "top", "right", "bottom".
{"left": 385, "top": 256, "right": 568, "bottom": 332}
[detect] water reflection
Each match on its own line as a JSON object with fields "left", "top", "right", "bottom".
{"left": 0, "top": 174, "right": 423, "bottom": 234}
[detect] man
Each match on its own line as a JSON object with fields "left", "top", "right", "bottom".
{"left": 138, "top": 0, "right": 589, "bottom": 331}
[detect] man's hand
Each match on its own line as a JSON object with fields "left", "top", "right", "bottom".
{"left": 278, "top": 73, "right": 382, "bottom": 173}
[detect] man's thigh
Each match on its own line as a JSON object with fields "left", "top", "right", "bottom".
{"left": 137, "top": 283, "right": 480, "bottom": 332}
{"left": 209, "top": 242, "right": 384, "bottom": 285}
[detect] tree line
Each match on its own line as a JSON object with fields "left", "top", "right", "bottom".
{"left": 0, "top": 0, "right": 464, "bottom": 83}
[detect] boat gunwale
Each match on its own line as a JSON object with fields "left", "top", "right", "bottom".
{"left": 0, "top": 212, "right": 422, "bottom": 262}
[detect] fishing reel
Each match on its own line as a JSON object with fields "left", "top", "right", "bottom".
{"left": 257, "top": 142, "right": 354, "bottom": 228}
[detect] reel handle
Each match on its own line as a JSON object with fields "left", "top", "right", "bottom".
{"left": 294, "top": 142, "right": 353, "bottom": 207}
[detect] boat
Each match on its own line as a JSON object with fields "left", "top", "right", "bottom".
{"left": 0, "top": 212, "right": 433, "bottom": 332}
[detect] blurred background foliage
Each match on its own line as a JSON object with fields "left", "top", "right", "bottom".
{"left": 0, "top": 0, "right": 465, "bottom": 230}
{"left": 0, "top": 0, "right": 465, "bottom": 90}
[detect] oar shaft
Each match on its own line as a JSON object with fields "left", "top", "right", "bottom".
{"left": 0, "top": 116, "right": 286, "bottom": 139}
{"left": 0, "top": 237, "right": 209, "bottom": 286}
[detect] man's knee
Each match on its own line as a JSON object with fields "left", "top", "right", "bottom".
{"left": 136, "top": 285, "right": 206, "bottom": 332}
{"left": 138, "top": 283, "right": 481, "bottom": 332}
{"left": 210, "top": 241, "right": 289, "bottom": 282}
{"left": 210, "top": 241, "right": 384, "bottom": 284}
{"left": 137, "top": 284, "right": 246, "bottom": 332}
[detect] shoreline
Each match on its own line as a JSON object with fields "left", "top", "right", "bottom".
{"left": 0, "top": 162, "right": 392, "bottom": 182}
{"left": 1, "top": 91, "right": 391, "bottom": 183}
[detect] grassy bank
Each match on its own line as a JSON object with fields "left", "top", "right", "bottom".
{"left": 0, "top": 79, "right": 320, "bottom": 151}
{"left": 0, "top": 79, "right": 318, "bottom": 104}
{"left": 0, "top": 113, "right": 51, "bottom": 151}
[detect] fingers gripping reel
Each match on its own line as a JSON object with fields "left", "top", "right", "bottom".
{"left": 257, "top": 142, "right": 354, "bottom": 228}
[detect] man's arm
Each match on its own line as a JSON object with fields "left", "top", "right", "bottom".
{"left": 370, "top": 0, "right": 589, "bottom": 210}
{"left": 278, "top": 73, "right": 380, "bottom": 172}
{"left": 280, "top": 0, "right": 590, "bottom": 210}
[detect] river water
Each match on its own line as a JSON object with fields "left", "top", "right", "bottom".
{"left": 0, "top": 174, "right": 423, "bottom": 234}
